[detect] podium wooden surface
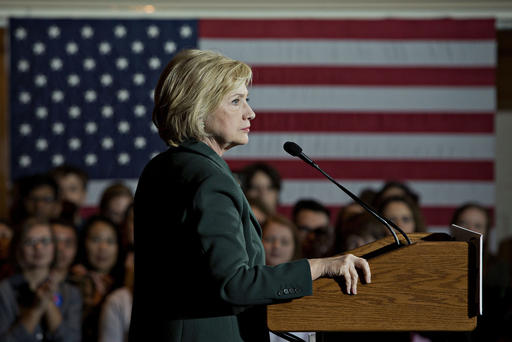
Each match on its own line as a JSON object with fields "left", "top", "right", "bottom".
{"left": 268, "top": 233, "right": 478, "bottom": 332}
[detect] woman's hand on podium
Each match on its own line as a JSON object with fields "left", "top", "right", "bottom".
{"left": 308, "top": 254, "right": 371, "bottom": 295}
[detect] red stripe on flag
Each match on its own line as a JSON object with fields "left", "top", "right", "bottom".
{"left": 277, "top": 206, "right": 494, "bottom": 227}
{"left": 227, "top": 160, "right": 494, "bottom": 181}
{"left": 250, "top": 112, "right": 494, "bottom": 133}
{"left": 252, "top": 66, "right": 495, "bottom": 86}
{"left": 199, "top": 19, "right": 495, "bottom": 40}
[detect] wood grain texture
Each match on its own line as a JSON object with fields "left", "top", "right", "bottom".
{"left": 268, "top": 233, "right": 477, "bottom": 332}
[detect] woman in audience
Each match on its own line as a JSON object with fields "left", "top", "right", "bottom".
{"left": 71, "top": 215, "right": 123, "bottom": 342}
{"left": 99, "top": 183, "right": 133, "bottom": 226}
{"left": 262, "top": 214, "right": 301, "bottom": 266}
{"left": 378, "top": 195, "right": 426, "bottom": 234}
{"left": 373, "top": 181, "right": 420, "bottom": 207}
{"left": 248, "top": 197, "right": 272, "bottom": 227}
{"left": 0, "top": 219, "right": 14, "bottom": 280}
{"left": 0, "top": 218, "right": 81, "bottom": 341}
{"left": 336, "top": 212, "right": 388, "bottom": 253}
{"left": 241, "top": 162, "right": 282, "bottom": 214}
{"left": 261, "top": 215, "right": 313, "bottom": 342}
{"left": 98, "top": 245, "right": 134, "bottom": 342}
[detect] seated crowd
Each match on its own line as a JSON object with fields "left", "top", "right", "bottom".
{"left": 0, "top": 162, "right": 509, "bottom": 342}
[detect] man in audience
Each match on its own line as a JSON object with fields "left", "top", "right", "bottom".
{"left": 292, "top": 199, "right": 334, "bottom": 258}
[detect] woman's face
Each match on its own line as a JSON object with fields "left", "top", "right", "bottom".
{"left": 383, "top": 201, "right": 415, "bottom": 234}
{"left": 262, "top": 221, "right": 295, "bottom": 266}
{"left": 247, "top": 171, "right": 279, "bottom": 213}
{"left": 85, "top": 221, "right": 118, "bottom": 274}
{"left": 20, "top": 224, "right": 54, "bottom": 270}
{"left": 0, "top": 223, "right": 13, "bottom": 260}
{"left": 456, "top": 207, "right": 488, "bottom": 235}
{"left": 204, "top": 84, "right": 255, "bottom": 153}
{"left": 106, "top": 195, "right": 132, "bottom": 225}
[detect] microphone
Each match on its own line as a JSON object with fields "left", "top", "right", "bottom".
{"left": 283, "top": 141, "right": 411, "bottom": 246}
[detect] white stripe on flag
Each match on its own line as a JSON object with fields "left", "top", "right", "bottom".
{"left": 248, "top": 86, "right": 495, "bottom": 111}
{"left": 199, "top": 39, "right": 496, "bottom": 66}
{"left": 280, "top": 180, "right": 495, "bottom": 206}
{"left": 225, "top": 133, "right": 495, "bottom": 160}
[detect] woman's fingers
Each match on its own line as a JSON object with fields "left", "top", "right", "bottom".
{"left": 355, "top": 257, "right": 372, "bottom": 284}
{"left": 349, "top": 265, "right": 359, "bottom": 295}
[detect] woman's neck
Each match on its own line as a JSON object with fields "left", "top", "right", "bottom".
{"left": 23, "top": 267, "right": 49, "bottom": 289}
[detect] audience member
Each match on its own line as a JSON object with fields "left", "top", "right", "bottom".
{"left": 98, "top": 246, "right": 134, "bottom": 342}
{"left": 70, "top": 215, "right": 123, "bottom": 342}
{"left": 0, "top": 219, "right": 14, "bottom": 280}
{"left": 10, "top": 174, "right": 61, "bottom": 224}
{"left": 120, "top": 204, "right": 134, "bottom": 251}
{"left": 262, "top": 215, "right": 313, "bottom": 342}
{"left": 373, "top": 181, "right": 420, "bottom": 207}
{"left": 334, "top": 202, "right": 364, "bottom": 245}
{"left": 262, "top": 214, "right": 301, "bottom": 266}
{"left": 99, "top": 184, "right": 133, "bottom": 226}
{"left": 50, "top": 165, "right": 89, "bottom": 227}
{"left": 248, "top": 197, "right": 272, "bottom": 227}
{"left": 292, "top": 199, "right": 334, "bottom": 258}
{"left": 0, "top": 218, "right": 81, "bottom": 341}
{"left": 241, "top": 162, "right": 282, "bottom": 213}
{"left": 50, "top": 219, "right": 78, "bottom": 284}
{"left": 378, "top": 196, "right": 426, "bottom": 234}
{"left": 336, "top": 212, "right": 388, "bottom": 253}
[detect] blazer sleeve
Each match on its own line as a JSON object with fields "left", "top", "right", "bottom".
{"left": 192, "top": 171, "right": 313, "bottom": 307}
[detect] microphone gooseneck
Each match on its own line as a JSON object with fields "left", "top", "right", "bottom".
{"left": 283, "top": 141, "right": 412, "bottom": 246}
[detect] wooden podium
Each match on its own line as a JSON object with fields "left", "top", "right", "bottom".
{"left": 268, "top": 233, "right": 479, "bottom": 332}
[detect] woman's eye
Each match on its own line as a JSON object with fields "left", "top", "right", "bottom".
{"left": 232, "top": 98, "right": 240, "bottom": 104}
{"left": 246, "top": 97, "right": 250, "bottom": 103}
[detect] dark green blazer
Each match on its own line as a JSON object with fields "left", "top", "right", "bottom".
{"left": 128, "top": 140, "right": 312, "bottom": 342}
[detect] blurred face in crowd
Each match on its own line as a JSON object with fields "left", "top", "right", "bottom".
{"left": 246, "top": 171, "right": 279, "bottom": 213}
{"left": 383, "top": 201, "right": 415, "bottom": 234}
{"left": 262, "top": 221, "right": 295, "bottom": 266}
{"left": 296, "top": 209, "right": 333, "bottom": 258}
{"left": 455, "top": 207, "right": 488, "bottom": 236}
{"left": 250, "top": 205, "right": 268, "bottom": 227}
{"left": 20, "top": 224, "right": 55, "bottom": 270}
{"left": 51, "top": 223, "right": 77, "bottom": 271}
{"left": 0, "top": 223, "right": 13, "bottom": 260}
{"left": 86, "top": 221, "right": 118, "bottom": 274}
{"left": 105, "top": 195, "right": 132, "bottom": 225}
{"left": 380, "top": 186, "right": 407, "bottom": 202}
{"left": 57, "top": 174, "right": 86, "bottom": 208}
{"left": 24, "top": 185, "right": 58, "bottom": 220}
{"left": 124, "top": 206, "right": 134, "bottom": 246}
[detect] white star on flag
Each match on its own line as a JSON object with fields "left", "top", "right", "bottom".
{"left": 52, "top": 122, "right": 65, "bottom": 135}
{"left": 17, "top": 60, "right": 30, "bottom": 72}
{"left": 48, "top": 25, "right": 60, "bottom": 38}
{"left": 147, "top": 25, "right": 159, "bottom": 38}
{"left": 114, "top": 25, "right": 127, "bottom": 38}
{"left": 33, "top": 42, "right": 46, "bottom": 55}
{"left": 101, "top": 106, "right": 114, "bottom": 118}
{"left": 102, "top": 137, "right": 114, "bottom": 149}
{"left": 66, "top": 41, "right": 78, "bottom": 54}
{"left": 15, "top": 27, "right": 27, "bottom": 40}
{"left": 67, "top": 74, "right": 80, "bottom": 86}
{"left": 52, "top": 154, "right": 64, "bottom": 166}
{"left": 81, "top": 26, "right": 94, "bottom": 39}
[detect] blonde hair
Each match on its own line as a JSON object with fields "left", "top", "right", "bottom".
{"left": 152, "top": 49, "right": 252, "bottom": 146}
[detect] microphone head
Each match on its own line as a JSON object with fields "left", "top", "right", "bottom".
{"left": 283, "top": 141, "right": 302, "bottom": 157}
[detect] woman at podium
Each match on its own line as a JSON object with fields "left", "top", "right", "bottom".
{"left": 128, "top": 49, "right": 371, "bottom": 342}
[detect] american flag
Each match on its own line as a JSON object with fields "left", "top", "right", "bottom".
{"left": 9, "top": 18, "right": 495, "bottom": 231}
